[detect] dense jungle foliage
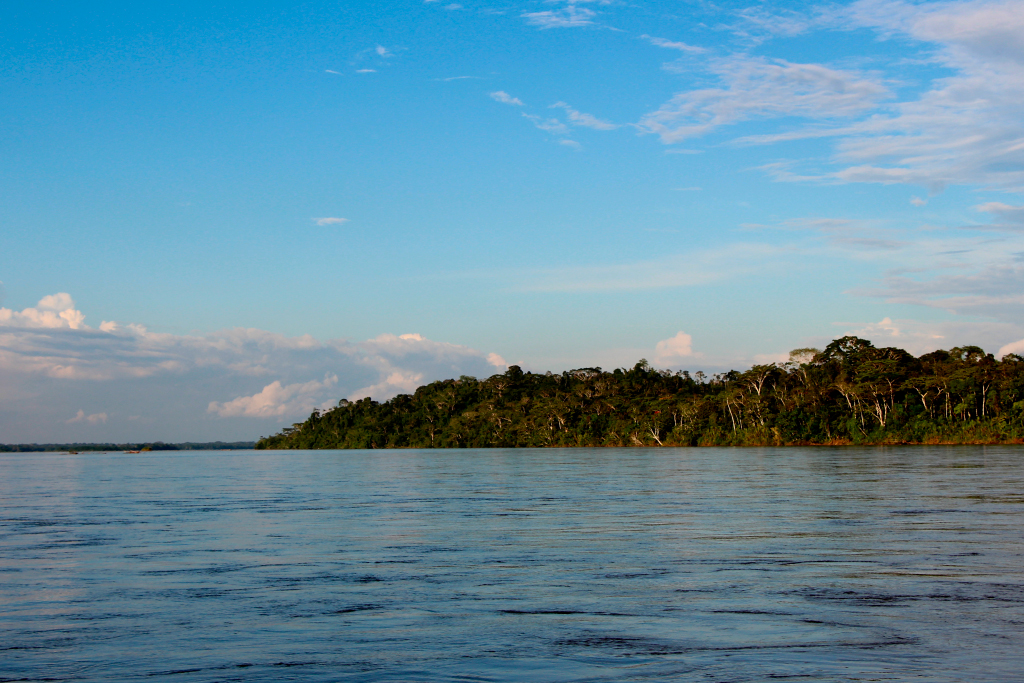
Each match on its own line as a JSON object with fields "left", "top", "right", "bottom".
{"left": 256, "top": 336, "right": 1024, "bottom": 449}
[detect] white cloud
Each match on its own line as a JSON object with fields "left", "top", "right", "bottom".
{"left": 356, "top": 69, "right": 376, "bottom": 73}
{"left": 911, "top": 196, "right": 928, "bottom": 206}
{"left": 640, "top": 34, "right": 706, "bottom": 54}
{"left": 523, "top": 114, "right": 569, "bottom": 135}
{"left": 375, "top": 45, "right": 392, "bottom": 57}
{"left": 490, "top": 91, "right": 524, "bottom": 106}
{"left": 348, "top": 371, "right": 423, "bottom": 402}
{"left": 730, "top": 0, "right": 1024, "bottom": 192}
{"left": 976, "top": 202, "right": 1024, "bottom": 229}
{"left": 67, "top": 409, "right": 108, "bottom": 424}
{"left": 486, "top": 352, "right": 507, "bottom": 368}
{"left": 0, "top": 293, "right": 508, "bottom": 438}
{"left": 551, "top": 102, "right": 617, "bottom": 130}
{"left": 835, "top": 316, "right": 1024, "bottom": 356}
{"left": 314, "top": 217, "right": 349, "bottom": 226}
{"left": 998, "top": 338, "right": 1024, "bottom": 357}
{"left": 325, "top": 70, "right": 341, "bottom": 75}
{"left": 208, "top": 374, "right": 338, "bottom": 418}
{"left": 727, "top": 5, "right": 824, "bottom": 42}
{"left": 640, "top": 56, "right": 890, "bottom": 143}
{"left": 654, "top": 331, "right": 694, "bottom": 363}
{"left": 522, "top": 5, "right": 596, "bottom": 29}
{"left": 0, "top": 293, "right": 87, "bottom": 330}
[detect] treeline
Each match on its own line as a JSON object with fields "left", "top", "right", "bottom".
{"left": 256, "top": 337, "right": 1024, "bottom": 449}
{"left": 0, "top": 441, "right": 256, "bottom": 453}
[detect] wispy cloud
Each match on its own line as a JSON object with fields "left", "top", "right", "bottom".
{"left": 976, "top": 202, "right": 1024, "bottom": 230}
{"left": 522, "top": 5, "right": 596, "bottom": 29}
{"left": 314, "top": 217, "right": 349, "bottom": 226}
{"left": 551, "top": 102, "right": 617, "bottom": 130}
{"left": 513, "top": 243, "right": 782, "bottom": 292}
{"left": 721, "top": 0, "right": 1024, "bottom": 193}
{"left": 490, "top": 91, "right": 524, "bottom": 105}
{"left": 640, "top": 56, "right": 890, "bottom": 144}
{"left": 746, "top": 216, "right": 907, "bottom": 251}
{"left": 523, "top": 113, "right": 569, "bottom": 135}
{"left": 640, "top": 34, "right": 706, "bottom": 54}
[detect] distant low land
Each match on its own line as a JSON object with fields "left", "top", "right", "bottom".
{"left": 258, "top": 336, "right": 1024, "bottom": 449}
{"left": 0, "top": 442, "right": 256, "bottom": 453}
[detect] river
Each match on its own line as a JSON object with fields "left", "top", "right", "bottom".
{"left": 1, "top": 446, "right": 1022, "bottom": 681}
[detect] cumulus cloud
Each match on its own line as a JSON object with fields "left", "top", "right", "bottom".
{"left": 314, "top": 217, "right": 349, "bottom": 226}
{"left": 640, "top": 56, "right": 890, "bottom": 144}
{"left": 490, "top": 91, "right": 524, "bottom": 106}
{"left": 67, "top": 409, "right": 108, "bottom": 424}
{"left": 208, "top": 374, "right": 338, "bottom": 418}
{"left": 0, "top": 293, "right": 87, "bottom": 330}
{"left": 347, "top": 371, "right": 424, "bottom": 402}
{"left": 998, "top": 338, "right": 1024, "bottom": 357}
{"left": 654, "top": 332, "right": 694, "bottom": 363}
{"left": 0, "top": 293, "right": 508, "bottom": 440}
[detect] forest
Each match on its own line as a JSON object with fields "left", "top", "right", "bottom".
{"left": 256, "top": 336, "right": 1024, "bottom": 449}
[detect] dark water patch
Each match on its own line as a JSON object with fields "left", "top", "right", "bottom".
{"left": 334, "top": 603, "right": 385, "bottom": 614}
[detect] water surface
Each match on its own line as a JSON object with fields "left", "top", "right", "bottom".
{"left": 2, "top": 446, "right": 1023, "bottom": 681}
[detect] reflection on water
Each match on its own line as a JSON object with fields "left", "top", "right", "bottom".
{"left": 1, "top": 446, "right": 1022, "bottom": 682}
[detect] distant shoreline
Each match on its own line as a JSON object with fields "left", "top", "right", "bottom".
{"left": 0, "top": 441, "right": 256, "bottom": 453}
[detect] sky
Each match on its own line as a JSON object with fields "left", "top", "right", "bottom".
{"left": 3, "top": 0, "right": 1024, "bottom": 443}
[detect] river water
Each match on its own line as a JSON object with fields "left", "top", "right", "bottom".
{"left": 1, "top": 446, "right": 1022, "bottom": 682}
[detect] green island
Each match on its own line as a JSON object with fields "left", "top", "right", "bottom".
{"left": 257, "top": 336, "right": 1024, "bottom": 449}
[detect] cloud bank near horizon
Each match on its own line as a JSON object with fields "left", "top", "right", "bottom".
{"left": 0, "top": 294, "right": 507, "bottom": 443}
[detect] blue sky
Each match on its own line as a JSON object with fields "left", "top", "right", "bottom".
{"left": 3, "top": 0, "right": 1024, "bottom": 442}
